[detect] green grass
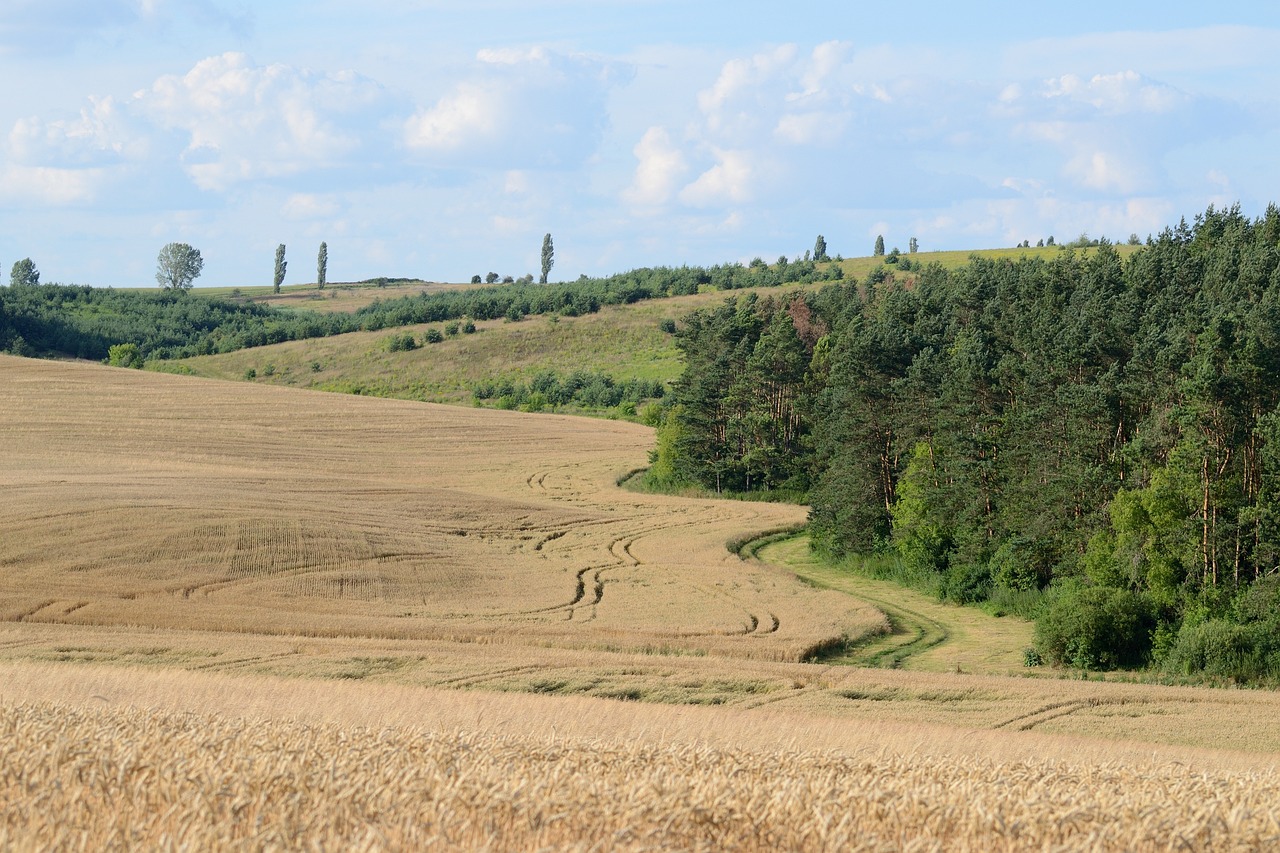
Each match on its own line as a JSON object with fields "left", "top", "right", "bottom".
{"left": 169, "top": 286, "right": 800, "bottom": 411}
{"left": 755, "top": 534, "right": 1035, "bottom": 675}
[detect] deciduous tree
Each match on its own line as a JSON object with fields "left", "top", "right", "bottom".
{"left": 540, "top": 233, "right": 554, "bottom": 284}
{"left": 10, "top": 258, "right": 39, "bottom": 287}
{"left": 317, "top": 242, "right": 328, "bottom": 289}
{"left": 155, "top": 243, "right": 203, "bottom": 291}
{"left": 274, "top": 244, "right": 287, "bottom": 293}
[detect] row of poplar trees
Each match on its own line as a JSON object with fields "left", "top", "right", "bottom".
{"left": 659, "top": 204, "right": 1280, "bottom": 679}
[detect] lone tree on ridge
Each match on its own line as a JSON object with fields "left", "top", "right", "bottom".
{"left": 813, "top": 235, "right": 828, "bottom": 262}
{"left": 540, "top": 233, "right": 554, "bottom": 284}
{"left": 317, "top": 242, "right": 327, "bottom": 289}
{"left": 10, "top": 258, "right": 39, "bottom": 287}
{"left": 274, "top": 244, "right": 287, "bottom": 293}
{"left": 155, "top": 243, "right": 203, "bottom": 291}
{"left": 873, "top": 235, "right": 885, "bottom": 256}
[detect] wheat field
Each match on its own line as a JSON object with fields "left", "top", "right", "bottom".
{"left": 4, "top": 355, "right": 1280, "bottom": 848}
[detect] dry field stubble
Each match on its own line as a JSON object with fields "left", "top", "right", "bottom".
{"left": 0, "top": 355, "right": 876, "bottom": 662}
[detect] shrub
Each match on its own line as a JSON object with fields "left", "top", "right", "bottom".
{"left": 384, "top": 332, "right": 418, "bottom": 352}
{"left": 462, "top": 320, "right": 477, "bottom": 334}
{"left": 1035, "top": 585, "right": 1155, "bottom": 670}
{"left": 444, "top": 321, "right": 460, "bottom": 336}
{"left": 106, "top": 342, "right": 144, "bottom": 369}
{"left": 659, "top": 318, "right": 677, "bottom": 334}
{"left": 1161, "top": 619, "right": 1275, "bottom": 682}
{"left": 424, "top": 328, "right": 444, "bottom": 344}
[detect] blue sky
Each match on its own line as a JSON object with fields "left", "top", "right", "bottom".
{"left": 3, "top": 1, "right": 1280, "bottom": 288}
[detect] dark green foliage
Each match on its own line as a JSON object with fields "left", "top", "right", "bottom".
{"left": 472, "top": 369, "right": 663, "bottom": 413}
{"left": 660, "top": 203, "right": 1280, "bottom": 680}
{"left": 1, "top": 258, "right": 842, "bottom": 364}
{"left": 813, "top": 235, "right": 828, "bottom": 262}
{"left": 659, "top": 318, "right": 677, "bottom": 334}
{"left": 424, "top": 328, "right": 444, "bottom": 344}
{"left": 317, "top": 242, "right": 327, "bottom": 289}
{"left": 873, "top": 235, "right": 885, "bottom": 256}
{"left": 1035, "top": 586, "right": 1156, "bottom": 669}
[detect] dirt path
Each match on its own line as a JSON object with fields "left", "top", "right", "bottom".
{"left": 755, "top": 534, "right": 1034, "bottom": 676}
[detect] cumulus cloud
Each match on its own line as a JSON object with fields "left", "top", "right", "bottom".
{"left": 404, "top": 48, "right": 627, "bottom": 169}
{"left": 9, "top": 95, "right": 148, "bottom": 167}
{"left": 679, "top": 148, "right": 752, "bottom": 207}
{"left": 135, "top": 53, "right": 398, "bottom": 191}
{"left": 623, "top": 126, "right": 687, "bottom": 206}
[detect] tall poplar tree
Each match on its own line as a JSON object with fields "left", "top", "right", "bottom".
{"left": 317, "top": 242, "right": 327, "bottom": 289}
{"left": 540, "top": 233, "right": 554, "bottom": 284}
{"left": 274, "top": 244, "right": 287, "bottom": 293}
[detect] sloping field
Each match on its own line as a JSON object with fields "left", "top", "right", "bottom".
{"left": 172, "top": 287, "right": 762, "bottom": 404}
{"left": 0, "top": 356, "right": 873, "bottom": 661}
{"left": 5, "top": 355, "right": 1280, "bottom": 848}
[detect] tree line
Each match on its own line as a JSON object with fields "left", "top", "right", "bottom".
{"left": 657, "top": 204, "right": 1280, "bottom": 682}
{"left": 0, "top": 257, "right": 843, "bottom": 362}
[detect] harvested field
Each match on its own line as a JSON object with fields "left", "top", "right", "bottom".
{"left": 0, "top": 356, "right": 876, "bottom": 661}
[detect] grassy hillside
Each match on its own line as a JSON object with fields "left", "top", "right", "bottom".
{"left": 170, "top": 288, "right": 752, "bottom": 408}
{"left": 168, "top": 245, "right": 1140, "bottom": 411}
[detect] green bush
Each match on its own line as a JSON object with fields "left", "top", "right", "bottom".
{"left": 384, "top": 332, "right": 418, "bottom": 352}
{"left": 424, "top": 328, "right": 444, "bottom": 344}
{"left": 1035, "top": 585, "right": 1155, "bottom": 670}
{"left": 106, "top": 342, "right": 144, "bottom": 369}
{"left": 1161, "top": 618, "right": 1279, "bottom": 682}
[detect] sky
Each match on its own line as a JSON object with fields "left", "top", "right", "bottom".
{"left": 3, "top": 2, "right": 1280, "bottom": 288}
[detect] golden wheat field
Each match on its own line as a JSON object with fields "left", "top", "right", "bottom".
{"left": 4, "top": 354, "right": 1280, "bottom": 849}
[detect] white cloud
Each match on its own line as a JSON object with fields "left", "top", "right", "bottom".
{"left": 1042, "top": 70, "right": 1185, "bottom": 115}
{"left": 135, "top": 53, "right": 395, "bottom": 191}
{"left": 404, "top": 48, "right": 626, "bottom": 169}
{"left": 679, "top": 148, "right": 752, "bottom": 207}
{"left": 9, "top": 95, "right": 147, "bottom": 167}
{"left": 0, "top": 164, "right": 106, "bottom": 205}
{"left": 623, "top": 126, "right": 687, "bottom": 206}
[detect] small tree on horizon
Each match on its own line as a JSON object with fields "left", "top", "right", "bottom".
{"left": 274, "top": 244, "right": 287, "bottom": 293}
{"left": 9, "top": 258, "right": 39, "bottom": 287}
{"left": 873, "top": 235, "right": 885, "bottom": 256}
{"left": 909, "top": 237, "right": 918, "bottom": 253}
{"left": 813, "top": 234, "right": 828, "bottom": 262}
{"left": 155, "top": 243, "right": 203, "bottom": 291}
{"left": 540, "top": 233, "right": 554, "bottom": 284}
{"left": 317, "top": 242, "right": 327, "bottom": 289}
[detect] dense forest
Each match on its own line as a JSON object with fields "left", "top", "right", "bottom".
{"left": 0, "top": 259, "right": 839, "bottom": 362}
{"left": 657, "top": 205, "right": 1280, "bottom": 682}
